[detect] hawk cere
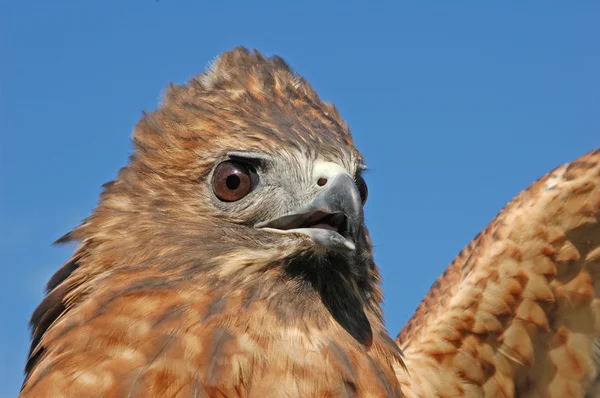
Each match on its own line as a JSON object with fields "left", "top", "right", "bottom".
{"left": 21, "top": 48, "right": 600, "bottom": 397}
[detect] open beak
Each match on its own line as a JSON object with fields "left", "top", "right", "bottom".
{"left": 256, "top": 173, "right": 362, "bottom": 251}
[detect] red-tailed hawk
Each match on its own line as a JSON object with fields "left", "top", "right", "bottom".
{"left": 21, "top": 47, "right": 600, "bottom": 397}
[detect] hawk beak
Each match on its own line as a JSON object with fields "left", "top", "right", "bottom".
{"left": 256, "top": 173, "right": 362, "bottom": 252}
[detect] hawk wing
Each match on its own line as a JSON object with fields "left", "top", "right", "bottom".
{"left": 395, "top": 148, "right": 600, "bottom": 397}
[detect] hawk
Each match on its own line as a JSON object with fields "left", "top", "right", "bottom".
{"left": 21, "top": 47, "right": 600, "bottom": 397}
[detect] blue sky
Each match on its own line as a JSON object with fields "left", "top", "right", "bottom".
{"left": 1, "top": 1, "right": 598, "bottom": 395}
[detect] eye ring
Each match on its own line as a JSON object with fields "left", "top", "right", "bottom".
{"left": 212, "top": 161, "right": 257, "bottom": 202}
{"left": 355, "top": 174, "right": 368, "bottom": 205}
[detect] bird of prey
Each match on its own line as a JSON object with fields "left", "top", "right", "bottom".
{"left": 21, "top": 47, "right": 600, "bottom": 397}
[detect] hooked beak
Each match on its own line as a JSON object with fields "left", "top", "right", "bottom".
{"left": 256, "top": 173, "right": 362, "bottom": 251}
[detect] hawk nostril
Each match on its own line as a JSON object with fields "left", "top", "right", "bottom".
{"left": 317, "top": 178, "right": 328, "bottom": 187}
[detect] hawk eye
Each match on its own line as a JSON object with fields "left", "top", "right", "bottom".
{"left": 355, "top": 174, "right": 368, "bottom": 205}
{"left": 212, "top": 161, "right": 257, "bottom": 202}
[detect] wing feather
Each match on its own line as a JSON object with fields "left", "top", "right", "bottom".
{"left": 396, "top": 148, "right": 600, "bottom": 398}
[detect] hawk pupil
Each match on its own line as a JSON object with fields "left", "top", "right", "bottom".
{"left": 226, "top": 174, "right": 241, "bottom": 190}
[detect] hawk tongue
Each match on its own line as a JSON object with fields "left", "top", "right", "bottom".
{"left": 310, "top": 223, "right": 338, "bottom": 232}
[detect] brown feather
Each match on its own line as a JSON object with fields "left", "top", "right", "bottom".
{"left": 396, "top": 148, "right": 600, "bottom": 397}
{"left": 21, "top": 47, "right": 403, "bottom": 397}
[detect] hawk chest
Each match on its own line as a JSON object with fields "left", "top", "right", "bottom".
{"left": 186, "top": 324, "right": 404, "bottom": 397}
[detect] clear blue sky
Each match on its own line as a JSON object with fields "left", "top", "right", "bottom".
{"left": 1, "top": 1, "right": 598, "bottom": 396}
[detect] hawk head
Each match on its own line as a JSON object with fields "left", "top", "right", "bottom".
{"left": 74, "top": 48, "right": 372, "bottom": 278}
